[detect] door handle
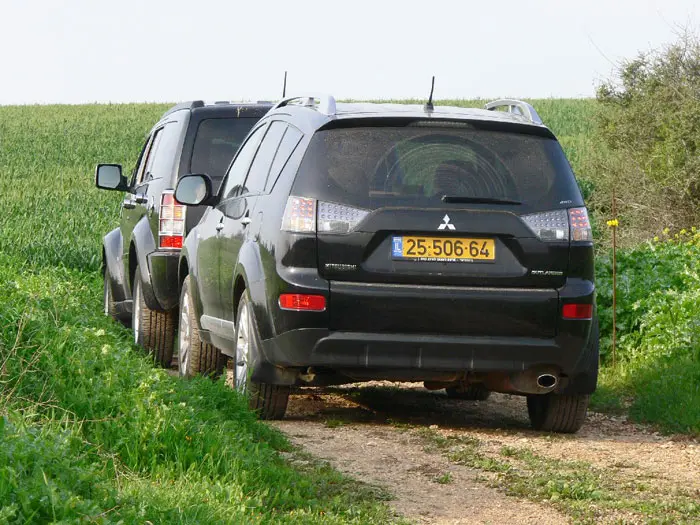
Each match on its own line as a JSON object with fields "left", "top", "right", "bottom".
{"left": 134, "top": 194, "right": 148, "bottom": 205}
{"left": 122, "top": 197, "right": 136, "bottom": 209}
{"left": 240, "top": 217, "right": 251, "bottom": 226}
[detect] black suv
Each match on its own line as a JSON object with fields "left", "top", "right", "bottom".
{"left": 95, "top": 100, "right": 271, "bottom": 366}
{"left": 174, "top": 96, "right": 598, "bottom": 432}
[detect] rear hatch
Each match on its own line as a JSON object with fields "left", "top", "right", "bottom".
{"left": 288, "top": 120, "right": 586, "bottom": 337}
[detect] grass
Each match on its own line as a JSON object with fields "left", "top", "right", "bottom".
{"left": 418, "top": 429, "right": 700, "bottom": 523}
{"left": 0, "top": 99, "right": 697, "bottom": 520}
{"left": 0, "top": 104, "right": 396, "bottom": 522}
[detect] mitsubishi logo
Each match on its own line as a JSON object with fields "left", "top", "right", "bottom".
{"left": 438, "top": 214, "right": 455, "bottom": 231}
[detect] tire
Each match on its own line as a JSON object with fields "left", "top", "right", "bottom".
{"left": 234, "top": 291, "right": 290, "bottom": 420}
{"left": 445, "top": 384, "right": 491, "bottom": 401}
{"left": 103, "top": 268, "right": 118, "bottom": 321}
{"left": 132, "top": 264, "right": 176, "bottom": 368}
{"left": 177, "top": 276, "right": 224, "bottom": 378}
{"left": 527, "top": 393, "right": 590, "bottom": 433}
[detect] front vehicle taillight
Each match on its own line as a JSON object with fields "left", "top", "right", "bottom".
{"left": 281, "top": 196, "right": 369, "bottom": 234}
{"left": 159, "top": 191, "right": 185, "bottom": 249}
{"left": 521, "top": 207, "right": 592, "bottom": 242}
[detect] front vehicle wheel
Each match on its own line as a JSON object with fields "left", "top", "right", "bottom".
{"left": 177, "top": 275, "right": 224, "bottom": 378}
{"left": 132, "top": 264, "right": 176, "bottom": 368}
{"left": 234, "top": 291, "right": 290, "bottom": 420}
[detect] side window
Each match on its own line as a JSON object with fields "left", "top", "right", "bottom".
{"left": 134, "top": 128, "right": 163, "bottom": 187}
{"left": 265, "top": 125, "right": 303, "bottom": 192}
{"left": 131, "top": 131, "right": 157, "bottom": 187}
{"left": 220, "top": 125, "right": 266, "bottom": 200}
{"left": 242, "top": 121, "right": 287, "bottom": 195}
{"left": 147, "top": 122, "right": 181, "bottom": 181}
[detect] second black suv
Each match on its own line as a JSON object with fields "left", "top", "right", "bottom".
{"left": 174, "top": 96, "right": 599, "bottom": 433}
{"left": 95, "top": 100, "right": 271, "bottom": 366}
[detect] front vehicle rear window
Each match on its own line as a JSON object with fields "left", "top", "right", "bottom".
{"left": 292, "top": 125, "right": 583, "bottom": 213}
{"left": 190, "top": 118, "right": 259, "bottom": 187}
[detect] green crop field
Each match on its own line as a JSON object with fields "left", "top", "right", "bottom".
{"left": 0, "top": 100, "right": 697, "bottom": 521}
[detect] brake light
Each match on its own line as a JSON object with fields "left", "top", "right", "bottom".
{"left": 281, "top": 196, "right": 370, "bottom": 234}
{"left": 278, "top": 294, "right": 326, "bottom": 311}
{"left": 159, "top": 191, "right": 185, "bottom": 249}
{"left": 521, "top": 207, "right": 593, "bottom": 243}
{"left": 562, "top": 303, "right": 593, "bottom": 320}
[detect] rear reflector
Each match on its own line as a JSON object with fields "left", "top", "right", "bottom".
{"left": 562, "top": 303, "right": 593, "bottom": 320}
{"left": 159, "top": 190, "right": 185, "bottom": 249}
{"left": 279, "top": 294, "right": 326, "bottom": 311}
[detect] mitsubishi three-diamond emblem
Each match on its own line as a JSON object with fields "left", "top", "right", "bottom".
{"left": 438, "top": 214, "right": 456, "bottom": 231}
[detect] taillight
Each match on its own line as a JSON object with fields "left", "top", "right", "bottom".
{"left": 281, "top": 196, "right": 369, "bottom": 234}
{"left": 521, "top": 207, "right": 592, "bottom": 243}
{"left": 278, "top": 294, "right": 326, "bottom": 311}
{"left": 317, "top": 201, "right": 370, "bottom": 233}
{"left": 281, "top": 196, "right": 316, "bottom": 232}
{"left": 568, "top": 207, "right": 592, "bottom": 241}
{"left": 159, "top": 191, "right": 185, "bottom": 249}
{"left": 562, "top": 303, "right": 593, "bottom": 320}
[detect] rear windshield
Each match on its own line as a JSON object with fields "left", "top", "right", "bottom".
{"left": 190, "top": 118, "right": 259, "bottom": 188}
{"left": 292, "top": 125, "right": 583, "bottom": 213}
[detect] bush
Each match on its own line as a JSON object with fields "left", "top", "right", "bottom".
{"left": 591, "top": 31, "right": 700, "bottom": 242}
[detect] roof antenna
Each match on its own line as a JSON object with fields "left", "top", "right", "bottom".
{"left": 424, "top": 76, "right": 435, "bottom": 112}
{"left": 282, "top": 71, "right": 288, "bottom": 98}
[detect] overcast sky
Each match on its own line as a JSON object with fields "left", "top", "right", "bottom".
{"left": 0, "top": 0, "right": 696, "bottom": 104}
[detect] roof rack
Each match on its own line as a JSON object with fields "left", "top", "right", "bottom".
{"left": 162, "top": 100, "right": 204, "bottom": 118}
{"left": 484, "top": 99, "right": 543, "bottom": 125}
{"left": 273, "top": 95, "right": 337, "bottom": 116}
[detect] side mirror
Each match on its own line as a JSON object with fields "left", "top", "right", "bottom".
{"left": 95, "top": 164, "right": 128, "bottom": 191}
{"left": 175, "top": 174, "right": 215, "bottom": 206}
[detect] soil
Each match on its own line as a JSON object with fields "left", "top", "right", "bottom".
{"left": 271, "top": 382, "right": 699, "bottom": 525}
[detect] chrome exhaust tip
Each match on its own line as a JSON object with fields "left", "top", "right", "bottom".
{"left": 536, "top": 374, "right": 558, "bottom": 390}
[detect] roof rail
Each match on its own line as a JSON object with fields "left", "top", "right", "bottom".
{"left": 484, "top": 99, "right": 543, "bottom": 125}
{"left": 273, "top": 95, "right": 337, "bottom": 116}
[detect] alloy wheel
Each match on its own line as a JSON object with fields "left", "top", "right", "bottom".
{"left": 235, "top": 302, "right": 250, "bottom": 393}
{"left": 179, "top": 289, "right": 191, "bottom": 376}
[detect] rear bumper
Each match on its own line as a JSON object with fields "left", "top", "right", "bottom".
{"left": 260, "top": 326, "right": 596, "bottom": 393}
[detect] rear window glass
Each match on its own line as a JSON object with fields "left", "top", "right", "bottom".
{"left": 292, "top": 126, "right": 583, "bottom": 213}
{"left": 190, "top": 118, "right": 259, "bottom": 188}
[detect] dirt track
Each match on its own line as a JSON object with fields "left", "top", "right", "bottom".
{"left": 272, "top": 383, "right": 699, "bottom": 524}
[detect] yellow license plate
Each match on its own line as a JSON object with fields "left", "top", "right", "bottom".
{"left": 391, "top": 236, "right": 496, "bottom": 262}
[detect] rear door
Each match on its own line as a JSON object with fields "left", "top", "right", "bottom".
{"left": 121, "top": 127, "right": 162, "bottom": 295}
{"left": 291, "top": 123, "right": 584, "bottom": 337}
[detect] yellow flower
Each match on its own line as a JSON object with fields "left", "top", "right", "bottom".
{"left": 680, "top": 229, "right": 687, "bottom": 235}
{"left": 606, "top": 219, "right": 619, "bottom": 228}
{"left": 653, "top": 236, "right": 659, "bottom": 242}
{"left": 663, "top": 227, "right": 670, "bottom": 235}
{"left": 692, "top": 227, "right": 697, "bottom": 233}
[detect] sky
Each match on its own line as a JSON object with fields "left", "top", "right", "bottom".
{"left": 0, "top": 0, "right": 697, "bottom": 104}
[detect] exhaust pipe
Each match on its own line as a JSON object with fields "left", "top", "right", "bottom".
{"left": 536, "top": 374, "right": 558, "bottom": 389}
{"left": 482, "top": 369, "right": 560, "bottom": 395}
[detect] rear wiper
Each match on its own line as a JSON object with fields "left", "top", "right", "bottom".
{"left": 441, "top": 195, "right": 522, "bottom": 205}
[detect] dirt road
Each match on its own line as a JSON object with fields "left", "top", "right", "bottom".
{"left": 273, "top": 383, "right": 699, "bottom": 524}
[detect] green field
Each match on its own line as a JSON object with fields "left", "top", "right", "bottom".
{"left": 0, "top": 100, "right": 697, "bottom": 521}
